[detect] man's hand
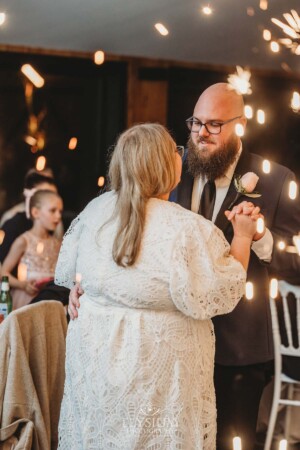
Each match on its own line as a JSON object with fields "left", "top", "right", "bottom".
{"left": 68, "top": 282, "right": 84, "bottom": 320}
{"left": 226, "top": 201, "right": 260, "bottom": 221}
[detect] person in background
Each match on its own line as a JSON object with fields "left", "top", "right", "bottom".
{"left": 56, "top": 123, "right": 260, "bottom": 449}
{"left": 0, "top": 168, "right": 54, "bottom": 227}
{"left": 0, "top": 171, "right": 62, "bottom": 269}
{"left": 172, "top": 83, "right": 300, "bottom": 449}
{"left": 1, "top": 190, "right": 63, "bottom": 309}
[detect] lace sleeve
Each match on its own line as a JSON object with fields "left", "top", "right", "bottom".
{"left": 170, "top": 219, "right": 246, "bottom": 320}
{"left": 54, "top": 213, "right": 83, "bottom": 289}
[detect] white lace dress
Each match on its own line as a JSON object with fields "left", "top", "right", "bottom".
{"left": 55, "top": 191, "right": 246, "bottom": 450}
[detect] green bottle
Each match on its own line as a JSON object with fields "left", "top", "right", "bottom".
{"left": 0, "top": 276, "right": 13, "bottom": 320}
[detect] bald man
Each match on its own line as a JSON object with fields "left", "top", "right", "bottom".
{"left": 174, "top": 83, "right": 300, "bottom": 449}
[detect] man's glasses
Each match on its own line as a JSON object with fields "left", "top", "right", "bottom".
{"left": 175, "top": 145, "right": 185, "bottom": 158}
{"left": 185, "top": 115, "right": 242, "bottom": 135}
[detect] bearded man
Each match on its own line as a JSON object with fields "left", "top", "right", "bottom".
{"left": 174, "top": 83, "right": 300, "bottom": 449}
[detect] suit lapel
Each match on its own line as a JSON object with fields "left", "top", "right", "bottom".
{"left": 177, "top": 160, "right": 193, "bottom": 210}
{"left": 214, "top": 181, "right": 238, "bottom": 232}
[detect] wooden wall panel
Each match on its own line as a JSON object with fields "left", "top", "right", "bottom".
{"left": 127, "top": 61, "right": 168, "bottom": 127}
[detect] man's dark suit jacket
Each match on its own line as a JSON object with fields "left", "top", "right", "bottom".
{"left": 174, "top": 150, "right": 300, "bottom": 366}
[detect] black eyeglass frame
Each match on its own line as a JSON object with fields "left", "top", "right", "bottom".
{"left": 175, "top": 145, "right": 185, "bottom": 158}
{"left": 185, "top": 115, "right": 242, "bottom": 135}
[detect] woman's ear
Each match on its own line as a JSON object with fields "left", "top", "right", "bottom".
{"left": 31, "top": 206, "right": 39, "bottom": 220}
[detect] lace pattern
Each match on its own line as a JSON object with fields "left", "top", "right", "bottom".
{"left": 56, "top": 192, "right": 246, "bottom": 450}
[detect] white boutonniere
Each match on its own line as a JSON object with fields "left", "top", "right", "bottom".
{"left": 229, "top": 172, "right": 261, "bottom": 209}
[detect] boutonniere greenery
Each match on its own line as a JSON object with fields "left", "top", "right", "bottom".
{"left": 229, "top": 172, "right": 261, "bottom": 209}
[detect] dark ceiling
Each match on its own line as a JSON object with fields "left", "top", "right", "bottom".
{"left": 0, "top": 0, "right": 300, "bottom": 73}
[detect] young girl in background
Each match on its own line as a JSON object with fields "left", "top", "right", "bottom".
{"left": 1, "top": 190, "right": 63, "bottom": 309}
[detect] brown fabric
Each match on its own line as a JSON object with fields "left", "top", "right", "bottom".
{"left": 0, "top": 301, "right": 67, "bottom": 450}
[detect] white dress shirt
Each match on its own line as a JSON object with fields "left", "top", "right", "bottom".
{"left": 191, "top": 149, "right": 273, "bottom": 262}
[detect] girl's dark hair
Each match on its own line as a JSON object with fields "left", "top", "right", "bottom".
{"left": 24, "top": 171, "right": 56, "bottom": 189}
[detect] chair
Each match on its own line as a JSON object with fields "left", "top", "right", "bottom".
{"left": 0, "top": 300, "right": 67, "bottom": 450}
{"left": 264, "top": 281, "right": 300, "bottom": 450}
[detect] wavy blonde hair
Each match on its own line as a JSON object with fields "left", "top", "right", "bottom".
{"left": 108, "top": 123, "right": 177, "bottom": 267}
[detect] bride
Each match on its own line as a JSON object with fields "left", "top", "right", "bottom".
{"left": 56, "top": 123, "right": 258, "bottom": 450}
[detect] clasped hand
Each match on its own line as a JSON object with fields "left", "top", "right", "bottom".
{"left": 225, "top": 201, "right": 265, "bottom": 241}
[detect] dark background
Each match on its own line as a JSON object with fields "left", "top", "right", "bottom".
{"left": 0, "top": 52, "right": 127, "bottom": 217}
{"left": 0, "top": 51, "right": 299, "bottom": 220}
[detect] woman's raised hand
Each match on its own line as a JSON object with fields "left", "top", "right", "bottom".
{"left": 225, "top": 201, "right": 264, "bottom": 241}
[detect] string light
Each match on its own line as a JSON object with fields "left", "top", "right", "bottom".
{"left": 36, "top": 156, "right": 46, "bottom": 171}
{"left": 270, "top": 41, "right": 280, "bottom": 52}
{"left": 233, "top": 436, "right": 242, "bottom": 450}
{"left": 244, "top": 105, "right": 253, "bottom": 119}
{"left": 262, "top": 159, "right": 271, "bottom": 174}
{"left": 0, "top": 12, "right": 6, "bottom": 25}
{"left": 202, "top": 5, "right": 212, "bottom": 15}
{"left": 289, "top": 180, "right": 297, "bottom": 199}
{"left": 257, "top": 109, "right": 265, "bottom": 124}
{"left": 154, "top": 23, "right": 169, "bottom": 36}
{"left": 279, "top": 439, "right": 288, "bottom": 450}
{"left": 263, "top": 29, "right": 271, "bottom": 41}
{"left": 293, "top": 235, "right": 300, "bottom": 255}
{"left": 235, "top": 123, "right": 244, "bottom": 137}
{"left": 68, "top": 137, "right": 78, "bottom": 150}
{"left": 94, "top": 50, "right": 105, "bottom": 65}
{"left": 291, "top": 91, "right": 300, "bottom": 112}
{"left": 24, "top": 136, "right": 37, "bottom": 146}
{"left": 245, "top": 282, "right": 254, "bottom": 300}
{"left": 98, "top": 176, "right": 105, "bottom": 187}
{"left": 260, "top": 0, "right": 268, "bottom": 11}
{"left": 21, "top": 64, "right": 45, "bottom": 88}
{"left": 278, "top": 241, "right": 286, "bottom": 250}
{"left": 257, "top": 218, "right": 265, "bottom": 234}
{"left": 270, "top": 278, "right": 278, "bottom": 299}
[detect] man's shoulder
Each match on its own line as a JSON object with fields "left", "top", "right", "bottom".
{"left": 2, "top": 212, "right": 30, "bottom": 231}
{"left": 246, "top": 151, "right": 292, "bottom": 177}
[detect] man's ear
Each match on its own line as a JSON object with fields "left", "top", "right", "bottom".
{"left": 241, "top": 116, "right": 247, "bottom": 129}
{"left": 31, "top": 206, "right": 39, "bottom": 220}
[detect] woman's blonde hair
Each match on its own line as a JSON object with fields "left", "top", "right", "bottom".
{"left": 108, "top": 123, "right": 177, "bottom": 267}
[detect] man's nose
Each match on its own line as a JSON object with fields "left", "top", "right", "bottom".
{"left": 198, "top": 124, "right": 210, "bottom": 137}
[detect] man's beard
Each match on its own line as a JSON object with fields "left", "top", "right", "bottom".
{"left": 187, "top": 134, "right": 240, "bottom": 180}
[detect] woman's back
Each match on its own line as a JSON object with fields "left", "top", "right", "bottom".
{"left": 58, "top": 191, "right": 243, "bottom": 315}
{"left": 56, "top": 191, "right": 246, "bottom": 450}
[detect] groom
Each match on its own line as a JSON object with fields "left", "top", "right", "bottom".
{"left": 173, "top": 83, "right": 300, "bottom": 449}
